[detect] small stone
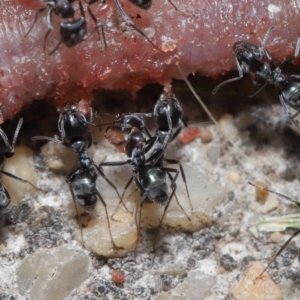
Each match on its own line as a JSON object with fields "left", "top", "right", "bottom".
{"left": 220, "top": 254, "right": 238, "bottom": 271}
{"left": 158, "top": 270, "right": 216, "bottom": 300}
{"left": 199, "top": 127, "right": 213, "bottom": 143}
{"left": 270, "top": 232, "right": 284, "bottom": 243}
{"left": 230, "top": 261, "right": 282, "bottom": 300}
{"left": 257, "top": 195, "right": 279, "bottom": 214}
{"left": 17, "top": 248, "right": 90, "bottom": 300}
{"left": 111, "top": 270, "right": 125, "bottom": 285}
{"left": 228, "top": 171, "right": 240, "bottom": 183}
{"left": 218, "top": 114, "right": 240, "bottom": 143}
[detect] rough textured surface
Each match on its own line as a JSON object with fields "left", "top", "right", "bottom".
{"left": 230, "top": 261, "right": 282, "bottom": 300}
{"left": 0, "top": 1, "right": 300, "bottom": 119}
{"left": 17, "top": 248, "right": 90, "bottom": 300}
{"left": 1, "top": 91, "right": 300, "bottom": 299}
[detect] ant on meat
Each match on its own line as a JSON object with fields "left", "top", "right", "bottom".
{"left": 212, "top": 27, "right": 300, "bottom": 130}
{"left": 0, "top": 119, "right": 39, "bottom": 224}
{"left": 25, "top": 0, "right": 106, "bottom": 55}
{"left": 32, "top": 104, "right": 126, "bottom": 248}
{"left": 249, "top": 182, "right": 300, "bottom": 279}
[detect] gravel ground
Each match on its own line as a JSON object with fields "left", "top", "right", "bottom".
{"left": 0, "top": 80, "right": 300, "bottom": 300}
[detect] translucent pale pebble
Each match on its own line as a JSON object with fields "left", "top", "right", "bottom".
{"left": 218, "top": 114, "right": 240, "bottom": 143}
{"left": 81, "top": 212, "right": 138, "bottom": 257}
{"left": 17, "top": 248, "right": 90, "bottom": 300}
{"left": 256, "top": 195, "right": 279, "bottom": 214}
{"left": 157, "top": 271, "right": 217, "bottom": 300}
{"left": 41, "top": 141, "right": 77, "bottom": 174}
{"left": 2, "top": 145, "right": 37, "bottom": 204}
{"left": 81, "top": 166, "right": 226, "bottom": 257}
{"left": 270, "top": 232, "right": 284, "bottom": 243}
{"left": 228, "top": 170, "right": 240, "bottom": 183}
{"left": 230, "top": 261, "right": 282, "bottom": 300}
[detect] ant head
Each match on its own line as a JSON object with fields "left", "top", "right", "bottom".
{"left": 60, "top": 18, "right": 87, "bottom": 48}
{"left": 234, "top": 41, "right": 265, "bottom": 73}
{"left": 54, "top": 2, "right": 75, "bottom": 19}
{"left": 154, "top": 93, "right": 183, "bottom": 128}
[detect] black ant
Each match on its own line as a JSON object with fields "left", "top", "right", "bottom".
{"left": 212, "top": 27, "right": 300, "bottom": 130}
{"left": 32, "top": 104, "right": 126, "bottom": 248}
{"left": 25, "top": 0, "right": 105, "bottom": 55}
{"left": 0, "top": 119, "right": 39, "bottom": 222}
{"left": 101, "top": 128, "right": 180, "bottom": 250}
{"left": 249, "top": 182, "right": 300, "bottom": 279}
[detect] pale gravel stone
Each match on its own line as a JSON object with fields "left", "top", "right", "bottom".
{"left": 17, "top": 248, "right": 90, "bottom": 300}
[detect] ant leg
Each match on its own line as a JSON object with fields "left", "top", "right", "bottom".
{"left": 49, "top": 39, "right": 62, "bottom": 55}
{"left": 295, "top": 37, "right": 300, "bottom": 58}
{"left": 44, "top": 9, "right": 54, "bottom": 52}
{"left": 1, "top": 171, "right": 40, "bottom": 191}
{"left": 113, "top": 0, "right": 166, "bottom": 55}
{"left": 98, "top": 160, "right": 132, "bottom": 212}
{"left": 0, "top": 118, "right": 23, "bottom": 157}
{"left": 256, "top": 228, "right": 300, "bottom": 280}
{"left": 24, "top": 7, "right": 48, "bottom": 37}
{"left": 212, "top": 56, "right": 244, "bottom": 94}
{"left": 133, "top": 182, "right": 147, "bottom": 251}
{"left": 95, "top": 189, "right": 121, "bottom": 249}
{"left": 164, "top": 158, "right": 193, "bottom": 212}
{"left": 66, "top": 178, "right": 85, "bottom": 247}
{"left": 11, "top": 118, "right": 23, "bottom": 150}
{"left": 279, "top": 94, "right": 300, "bottom": 130}
{"left": 286, "top": 74, "right": 300, "bottom": 82}
{"left": 166, "top": 171, "right": 190, "bottom": 220}
{"left": 152, "top": 170, "right": 178, "bottom": 250}
{"left": 111, "top": 176, "right": 134, "bottom": 220}
{"left": 248, "top": 83, "right": 268, "bottom": 98}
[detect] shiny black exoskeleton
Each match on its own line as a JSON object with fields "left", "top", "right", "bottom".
{"left": 213, "top": 27, "right": 300, "bottom": 129}
{"left": 129, "top": 0, "right": 152, "bottom": 9}
{"left": 108, "top": 112, "right": 152, "bottom": 138}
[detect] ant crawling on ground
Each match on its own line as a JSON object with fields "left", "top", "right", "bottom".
{"left": 32, "top": 104, "right": 126, "bottom": 249}
{"left": 212, "top": 27, "right": 300, "bottom": 130}
{"left": 25, "top": 0, "right": 106, "bottom": 55}
{"left": 101, "top": 92, "right": 193, "bottom": 249}
{"left": 249, "top": 182, "right": 300, "bottom": 279}
{"left": 0, "top": 119, "right": 39, "bottom": 224}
